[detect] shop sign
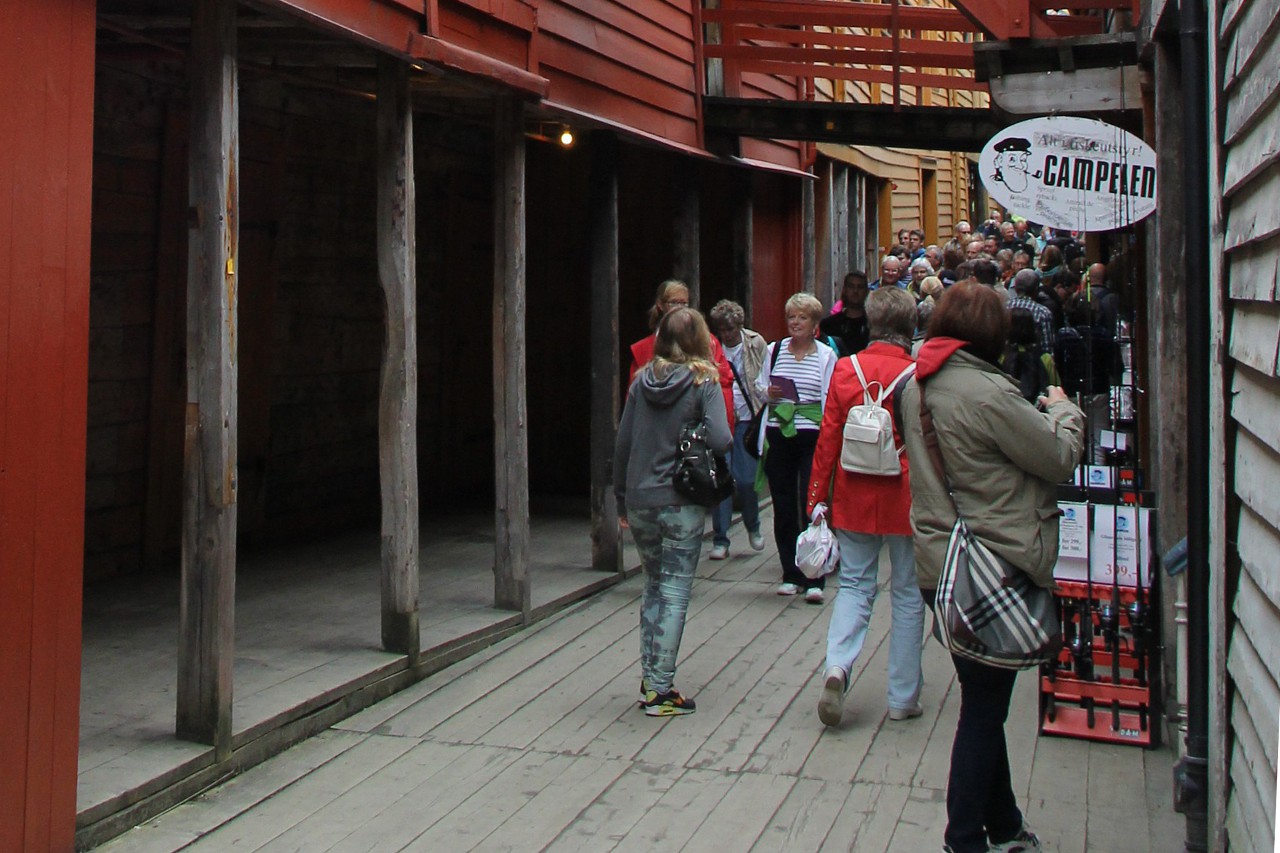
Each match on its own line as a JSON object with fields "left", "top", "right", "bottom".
{"left": 978, "top": 115, "right": 1157, "bottom": 232}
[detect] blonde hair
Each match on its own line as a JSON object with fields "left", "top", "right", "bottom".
{"left": 784, "top": 292, "right": 824, "bottom": 323}
{"left": 648, "top": 279, "right": 691, "bottom": 331}
{"left": 652, "top": 308, "right": 719, "bottom": 384}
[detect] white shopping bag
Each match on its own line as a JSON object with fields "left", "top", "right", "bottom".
{"left": 796, "top": 503, "right": 839, "bottom": 580}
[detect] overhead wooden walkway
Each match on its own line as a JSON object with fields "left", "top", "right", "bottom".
{"left": 700, "top": 0, "right": 1139, "bottom": 149}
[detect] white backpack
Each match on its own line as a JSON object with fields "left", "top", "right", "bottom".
{"left": 839, "top": 355, "right": 916, "bottom": 476}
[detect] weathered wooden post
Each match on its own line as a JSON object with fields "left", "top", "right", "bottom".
{"left": 376, "top": 54, "right": 420, "bottom": 657}
{"left": 673, "top": 160, "right": 701, "bottom": 308}
{"left": 492, "top": 96, "right": 531, "bottom": 617}
{"left": 802, "top": 174, "right": 816, "bottom": 295}
{"left": 589, "top": 132, "right": 622, "bottom": 574}
{"left": 178, "top": 0, "right": 238, "bottom": 756}
{"left": 732, "top": 174, "right": 754, "bottom": 325}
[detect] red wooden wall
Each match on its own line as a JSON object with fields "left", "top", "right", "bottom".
{"left": 750, "top": 172, "right": 804, "bottom": 342}
{"left": 1, "top": 3, "right": 95, "bottom": 851}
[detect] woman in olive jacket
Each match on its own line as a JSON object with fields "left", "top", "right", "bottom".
{"left": 899, "top": 281, "right": 1084, "bottom": 853}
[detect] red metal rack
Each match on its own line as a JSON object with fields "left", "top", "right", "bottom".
{"left": 1039, "top": 580, "right": 1159, "bottom": 747}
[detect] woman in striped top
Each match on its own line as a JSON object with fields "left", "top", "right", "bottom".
{"left": 755, "top": 293, "right": 838, "bottom": 603}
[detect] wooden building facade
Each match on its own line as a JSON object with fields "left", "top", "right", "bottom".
{"left": 3, "top": 0, "right": 819, "bottom": 849}
{"left": 1209, "top": 0, "right": 1280, "bottom": 845}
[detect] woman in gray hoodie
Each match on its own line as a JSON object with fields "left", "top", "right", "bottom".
{"left": 615, "top": 308, "right": 732, "bottom": 716}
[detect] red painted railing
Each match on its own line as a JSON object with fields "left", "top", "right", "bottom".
{"left": 700, "top": 0, "right": 1135, "bottom": 108}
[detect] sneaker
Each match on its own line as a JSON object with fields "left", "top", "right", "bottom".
{"left": 804, "top": 587, "right": 825, "bottom": 604}
{"left": 638, "top": 679, "right": 648, "bottom": 706}
{"left": 888, "top": 702, "right": 924, "bottom": 721}
{"left": 989, "top": 824, "right": 1042, "bottom": 852}
{"left": 749, "top": 531, "right": 766, "bottom": 551}
{"left": 708, "top": 544, "right": 729, "bottom": 560}
{"left": 643, "top": 688, "right": 696, "bottom": 717}
{"left": 817, "top": 666, "right": 846, "bottom": 726}
{"left": 777, "top": 582, "right": 801, "bottom": 596}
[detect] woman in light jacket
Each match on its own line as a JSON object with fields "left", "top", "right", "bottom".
{"left": 756, "top": 292, "right": 837, "bottom": 603}
{"left": 707, "top": 299, "right": 769, "bottom": 560}
{"left": 805, "top": 286, "right": 925, "bottom": 728}
{"left": 615, "top": 308, "right": 731, "bottom": 717}
{"left": 899, "top": 281, "right": 1085, "bottom": 853}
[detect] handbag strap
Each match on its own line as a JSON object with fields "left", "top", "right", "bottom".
{"left": 727, "top": 359, "right": 757, "bottom": 418}
{"left": 917, "top": 381, "right": 961, "bottom": 515}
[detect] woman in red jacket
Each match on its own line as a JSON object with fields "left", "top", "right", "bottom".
{"left": 805, "top": 286, "right": 926, "bottom": 727}
{"left": 628, "top": 280, "right": 734, "bottom": 428}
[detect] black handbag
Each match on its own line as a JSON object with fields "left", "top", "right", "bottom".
{"left": 673, "top": 417, "right": 734, "bottom": 507}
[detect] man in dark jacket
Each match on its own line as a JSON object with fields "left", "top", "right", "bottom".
{"left": 819, "top": 272, "right": 871, "bottom": 356}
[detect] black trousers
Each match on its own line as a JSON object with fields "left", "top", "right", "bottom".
{"left": 945, "top": 653, "right": 1024, "bottom": 852}
{"left": 762, "top": 427, "right": 823, "bottom": 588}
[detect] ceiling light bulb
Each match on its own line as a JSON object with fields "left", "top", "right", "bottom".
{"left": 559, "top": 127, "right": 575, "bottom": 147}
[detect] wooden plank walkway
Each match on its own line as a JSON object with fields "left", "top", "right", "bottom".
{"left": 92, "top": 512, "right": 1185, "bottom": 852}
{"left": 78, "top": 509, "right": 639, "bottom": 828}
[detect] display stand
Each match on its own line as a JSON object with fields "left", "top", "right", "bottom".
{"left": 1041, "top": 297, "right": 1161, "bottom": 748}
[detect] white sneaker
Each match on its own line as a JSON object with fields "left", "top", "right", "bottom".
{"left": 888, "top": 702, "right": 924, "bottom": 721}
{"left": 818, "top": 666, "right": 846, "bottom": 726}
{"left": 804, "top": 587, "right": 825, "bottom": 604}
{"left": 708, "top": 544, "right": 729, "bottom": 560}
{"left": 989, "top": 823, "right": 1042, "bottom": 852}
{"left": 777, "top": 582, "right": 801, "bottom": 596}
{"left": 749, "top": 531, "right": 766, "bottom": 551}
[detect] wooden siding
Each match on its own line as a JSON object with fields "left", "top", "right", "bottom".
{"left": 1, "top": 3, "right": 96, "bottom": 851}
{"left": 1219, "top": 0, "right": 1280, "bottom": 846}
{"left": 536, "top": 0, "right": 702, "bottom": 152}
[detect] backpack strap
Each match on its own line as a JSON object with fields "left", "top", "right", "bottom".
{"left": 851, "top": 354, "right": 916, "bottom": 407}
{"left": 849, "top": 354, "right": 882, "bottom": 403}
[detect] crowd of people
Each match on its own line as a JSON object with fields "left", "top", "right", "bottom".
{"left": 613, "top": 211, "right": 1103, "bottom": 852}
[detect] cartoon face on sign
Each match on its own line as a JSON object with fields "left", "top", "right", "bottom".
{"left": 990, "top": 137, "right": 1034, "bottom": 193}
{"left": 978, "top": 116, "right": 1159, "bottom": 232}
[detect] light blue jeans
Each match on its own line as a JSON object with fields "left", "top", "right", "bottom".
{"left": 825, "top": 530, "right": 925, "bottom": 712}
{"left": 629, "top": 505, "right": 706, "bottom": 695}
{"left": 712, "top": 420, "right": 762, "bottom": 547}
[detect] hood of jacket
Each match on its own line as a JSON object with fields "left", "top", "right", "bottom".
{"left": 914, "top": 336, "right": 969, "bottom": 381}
{"left": 638, "top": 362, "right": 696, "bottom": 406}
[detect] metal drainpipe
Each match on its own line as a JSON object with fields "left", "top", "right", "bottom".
{"left": 1174, "top": 0, "right": 1210, "bottom": 845}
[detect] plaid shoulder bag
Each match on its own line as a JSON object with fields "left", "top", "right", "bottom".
{"left": 918, "top": 382, "right": 1061, "bottom": 670}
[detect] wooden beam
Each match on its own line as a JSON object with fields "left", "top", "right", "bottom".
{"left": 814, "top": 161, "right": 834, "bottom": 302}
{"left": 802, "top": 174, "right": 816, "bottom": 295}
{"left": 178, "top": 0, "right": 238, "bottom": 756}
{"left": 492, "top": 96, "right": 531, "bottom": 616}
{"left": 589, "top": 132, "right": 622, "bottom": 575}
{"left": 732, "top": 174, "right": 754, "bottom": 325}
{"left": 672, "top": 160, "right": 701, "bottom": 309}
{"left": 987, "top": 65, "right": 1145, "bottom": 114}
{"left": 704, "top": 98, "right": 1004, "bottom": 153}
{"left": 376, "top": 54, "right": 420, "bottom": 658}
{"left": 833, "top": 164, "right": 850, "bottom": 291}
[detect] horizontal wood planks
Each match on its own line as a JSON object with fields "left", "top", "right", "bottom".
{"left": 535, "top": 0, "right": 701, "bottom": 151}
{"left": 1219, "top": 0, "right": 1280, "bottom": 848}
{"left": 0, "top": 2, "right": 95, "bottom": 851}
{"left": 95, "top": 524, "right": 1185, "bottom": 853}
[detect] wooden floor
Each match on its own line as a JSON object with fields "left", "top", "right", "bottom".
{"left": 93, "top": 515, "right": 1184, "bottom": 853}
{"left": 79, "top": 508, "right": 638, "bottom": 828}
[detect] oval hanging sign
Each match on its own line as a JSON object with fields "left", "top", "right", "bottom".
{"left": 978, "top": 115, "right": 1157, "bottom": 233}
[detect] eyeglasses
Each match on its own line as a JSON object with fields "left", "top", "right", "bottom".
{"left": 665, "top": 300, "right": 689, "bottom": 308}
